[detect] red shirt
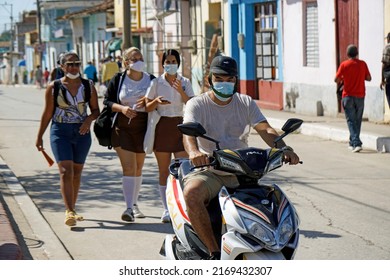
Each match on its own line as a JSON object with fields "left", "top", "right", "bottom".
{"left": 335, "top": 58, "right": 371, "bottom": 98}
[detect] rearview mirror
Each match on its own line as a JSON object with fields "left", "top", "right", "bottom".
{"left": 273, "top": 118, "right": 303, "bottom": 147}
{"left": 281, "top": 118, "right": 303, "bottom": 134}
{"left": 178, "top": 122, "right": 206, "bottom": 137}
{"left": 178, "top": 122, "right": 221, "bottom": 149}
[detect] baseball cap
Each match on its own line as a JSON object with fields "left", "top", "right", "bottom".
{"left": 210, "top": 56, "right": 238, "bottom": 76}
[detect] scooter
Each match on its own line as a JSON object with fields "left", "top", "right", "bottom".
{"left": 160, "top": 118, "right": 303, "bottom": 260}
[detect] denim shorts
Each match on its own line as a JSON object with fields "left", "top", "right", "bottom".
{"left": 50, "top": 122, "right": 92, "bottom": 164}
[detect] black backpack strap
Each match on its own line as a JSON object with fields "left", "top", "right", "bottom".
{"left": 80, "top": 77, "right": 91, "bottom": 103}
{"left": 53, "top": 80, "right": 62, "bottom": 107}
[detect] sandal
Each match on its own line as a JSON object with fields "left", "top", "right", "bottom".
{"left": 74, "top": 212, "right": 84, "bottom": 221}
{"left": 65, "top": 210, "right": 76, "bottom": 226}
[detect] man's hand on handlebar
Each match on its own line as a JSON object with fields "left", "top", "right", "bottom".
{"left": 189, "top": 151, "right": 210, "bottom": 167}
{"left": 283, "top": 150, "right": 301, "bottom": 165}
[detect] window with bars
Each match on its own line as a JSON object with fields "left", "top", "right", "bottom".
{"left": 254, "top": 2, "right": 278, "bottom": 80}
{"left": 303, "top": 1, "right": 319, "bottom": 67}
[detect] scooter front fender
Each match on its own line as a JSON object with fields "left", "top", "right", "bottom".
{"left": 160, "top": 234, "right": 177, "bottom": 260}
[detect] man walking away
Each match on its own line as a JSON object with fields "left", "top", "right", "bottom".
{"left": 335, "top": 44, "right": 371, "bottom": 153}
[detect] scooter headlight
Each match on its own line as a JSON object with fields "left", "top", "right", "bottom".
{"left": 242, "top": 216, "right": 275, "bottom": 246}
{"left": 278, "top": 215, "right": 294, "bottom": 246}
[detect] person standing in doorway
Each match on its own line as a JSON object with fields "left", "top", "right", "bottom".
{"left": 380, "top": 32, "right": 390, "bottom": 108}
{"left": 335, "top": 44, "right": 372, "bottom": 153}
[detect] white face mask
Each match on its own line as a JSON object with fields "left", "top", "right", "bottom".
{"left": 66, "top": 72, "right": 80, "bottom": 79}
{"left": 129, "top": 61, "right": 145, "bottom": 72}
{"left": 164, "top": 64, "right": 178, "bottom": 75}
{"left": 212, "top": 82, "right": 235, "bottom": 101}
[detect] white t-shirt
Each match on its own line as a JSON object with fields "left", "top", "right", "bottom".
{"left": 145, "top": 74, "right": 194, "bottom": 117}
{"left": 119, "top": 73, "right": 152, "bottom": 112}
{"left": 183, "top": 92, "right": 267, "bottom": 155}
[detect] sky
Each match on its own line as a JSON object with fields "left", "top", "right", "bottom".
{"left": 0, "top": 0, "right": 37, "bottom": 34}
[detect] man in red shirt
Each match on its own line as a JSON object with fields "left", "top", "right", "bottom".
{"left": 335, "top": 44, "right": 371, "bottom": 153}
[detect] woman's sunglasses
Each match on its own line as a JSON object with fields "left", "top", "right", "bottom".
{"left": 65, "top": 61, "right": 81, "bottom": 67}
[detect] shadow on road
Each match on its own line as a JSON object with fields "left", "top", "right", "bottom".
{"left": 70, "top": 219, "right": 174, "bottom": 234}
{"left": 300, "top": 230, "right": 341, "bottom": 239}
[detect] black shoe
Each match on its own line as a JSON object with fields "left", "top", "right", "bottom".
{"left": 208, "top": 251, "right": 221, "bottom": 260}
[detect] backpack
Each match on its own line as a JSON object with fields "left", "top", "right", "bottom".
{"left": 53, "top": 78, "right": 91, "bottom": 107}
{"left": 93, "top": 72, "right": 156, "bottom": 149}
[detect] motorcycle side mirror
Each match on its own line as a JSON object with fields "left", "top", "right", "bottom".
{"left": 273, "top": 118, "right": 303, "bottom": 146}
{"left": 281, "top": 118, "right": 304, "bottom": 134}
{"left": 177, "top": 122, "right": 206, "bottom": 137}
{"left": 178, "top": 122, "right": 221, "bottom": 150}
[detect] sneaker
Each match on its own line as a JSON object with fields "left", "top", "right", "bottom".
{"left": 352, "top": 146, "right": 362, "bottom": 153}
{"left": 133, "top": 204, "right": 145, "bottom": 218}
{"left": 121, "top": 208, "right": 135, "bottom": 222}
{"left": 65, "top": 210, "right": 76, "bottom": 227}
{"left": 161, "top": 210, "right": 171, "bottom": 223}
{"left": 348, "top": 145, "right": 353, "bottom": 150}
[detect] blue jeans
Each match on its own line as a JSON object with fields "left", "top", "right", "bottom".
{"left": 342, "top": 96, "right": 364, "bottom": 147}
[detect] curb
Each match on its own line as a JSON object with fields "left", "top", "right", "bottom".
{"left": 267, "top": 117, "right": 390, "bottom": 153}
{"left": 0, "top": 157, "right": 72, "bottom": 260}
{"left": 0, "top": 193, "right": 23, "bottom": 260}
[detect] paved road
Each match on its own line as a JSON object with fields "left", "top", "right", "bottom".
{"left": 1, "top": 84, "right": 390, "bottom": 260}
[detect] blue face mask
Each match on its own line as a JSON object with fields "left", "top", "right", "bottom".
{"left": 212, "top": 82, "right": 235, "bottom": 101}
{"left": 164, "top": 64, "right": 178, "bottom": 75}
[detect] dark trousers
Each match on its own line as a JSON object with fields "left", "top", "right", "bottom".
{"left": 386, "top": 82, "right": 390, "bottom": 108}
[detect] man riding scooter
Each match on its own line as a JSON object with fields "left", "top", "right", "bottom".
{"left": 182, "top": 55, "right": 300, "bottom": 259}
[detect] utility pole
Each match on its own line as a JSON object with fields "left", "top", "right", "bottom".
{"left": 36, "top": 0, "right": 42, "bottom": 67}
{"left": 122, "top": 0, "right": 131, "bottom": 50}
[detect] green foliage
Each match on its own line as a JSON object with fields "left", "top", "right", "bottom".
{"left": 0, "top": 30, "right": 11, "bottom": 42}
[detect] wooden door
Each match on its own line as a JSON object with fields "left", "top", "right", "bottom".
{"left": 335, "top": 0, "right": 359, "bottom": 112}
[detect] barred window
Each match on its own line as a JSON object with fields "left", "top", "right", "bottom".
{"left": 255, "top": 2, "right": 278, "bottom": 80}
{"left": 304, "top": 1, "right": 319, "bottom": 67}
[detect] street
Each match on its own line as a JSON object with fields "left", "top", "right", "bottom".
{"left": 0, "top": 84, "right": 389, "bottom": 260}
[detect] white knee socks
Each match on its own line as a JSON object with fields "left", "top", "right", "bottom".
{"left": 122, "top": 176, "right": 136, "bottom": 209}
{"left": 134, "top": 176, "right": 142, "bottom": 205}
{"left": 159, "top": 185, "right": 168, "bottom": 210}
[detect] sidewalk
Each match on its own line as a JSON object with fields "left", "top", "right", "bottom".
{"left": 0, "top": 107, "right": 389, "bottom": 260}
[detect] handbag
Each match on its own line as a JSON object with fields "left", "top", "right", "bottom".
{"left": 93, "top": 105, "right": 113, "bottom": 149}
{"left": 143, "top": 110, "right": 161, "bottom": 154}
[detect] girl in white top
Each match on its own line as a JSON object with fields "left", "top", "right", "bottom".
{"left": 104, "top": 47, "right": 154, "bottom": 222}
{"left": 145, "top": 49, "right": 194, "bottom": 222}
